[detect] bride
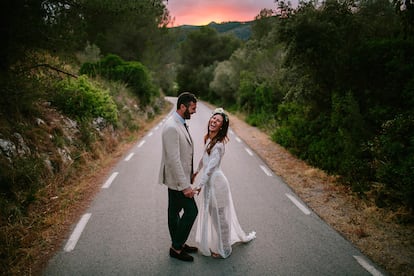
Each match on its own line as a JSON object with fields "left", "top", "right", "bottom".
{"left": 193, "top": 108, "right": 256, "bottom": 259}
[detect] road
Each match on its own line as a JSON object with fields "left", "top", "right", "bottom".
{"left": 44, "top": 98, "right": 386, "bottom": 276}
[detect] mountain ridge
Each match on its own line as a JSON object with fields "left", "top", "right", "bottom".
{"left": 171, "top": 20, "right": 254, "bottom": 41}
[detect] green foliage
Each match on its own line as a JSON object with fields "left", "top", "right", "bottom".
{"left": 262, "top": 0, "right": 414, "bottom": 210}
{"left": 80, "top": 54, "right": 158, "bottom": 105}
{"left": 176, "top": 27, "right": 241, "bottom": 99}
{"left": 272, "top": 102, "right": 309, "bottom": 156}
{"left": 53, "top": 75, "right": 118, "bottom": 124}
{"left": 374, "top": 113, "right": 414, "bottom": 209}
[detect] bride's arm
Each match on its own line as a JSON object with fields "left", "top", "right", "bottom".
{"left": 198, "top": 143, "right": 223, "bottom": 189}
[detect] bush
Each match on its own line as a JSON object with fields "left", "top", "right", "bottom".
{"left": 79, "top": 54, "right": 158, "bottom": 105}
{"left": 272, "top": 102, "right": 309, "bottom": 156}
{"left": 53, "top": 75, "right": 118, "bottom": 125}
{"left": 374, "top": 113, "right": 414, "bottom": 209}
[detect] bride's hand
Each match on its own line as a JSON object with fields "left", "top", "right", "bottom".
{"left": 193, "top": 187, "right": 201, "bottom": 195}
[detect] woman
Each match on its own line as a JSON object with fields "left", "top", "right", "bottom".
{"left": 193, "top": 108, "right": 256, "bottom": 259}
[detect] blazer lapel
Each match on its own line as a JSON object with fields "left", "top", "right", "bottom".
{"left": 173, "top": 115, "right": 192, "bottom": 145}
{"left": 181, "top": 123, "right": 193, "bottom": 145}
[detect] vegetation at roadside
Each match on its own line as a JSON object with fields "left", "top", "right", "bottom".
{"left": 173, "top": 0, "right": 414, "bottom": 217}
{"left": 1, "top": 1, "right": 173, "bottom": 274}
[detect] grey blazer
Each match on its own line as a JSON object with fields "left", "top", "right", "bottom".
{"left": 158, "top": 114, "right": 193, "bottom": 191}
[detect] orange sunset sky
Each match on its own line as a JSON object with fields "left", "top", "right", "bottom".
{"left": 166, "top": 0, "right": 278, "bottom": 26}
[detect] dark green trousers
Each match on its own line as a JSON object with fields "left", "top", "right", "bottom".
{"left": 168, "top": 188, "right": 198, "bottom": 250}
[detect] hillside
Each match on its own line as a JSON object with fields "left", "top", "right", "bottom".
{"left": 172, "top": 20, "right": 253, "bottom": 41}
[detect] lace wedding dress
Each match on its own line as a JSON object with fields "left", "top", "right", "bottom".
{"left": 195, "top": 140, "right": 256, "bottom": 258}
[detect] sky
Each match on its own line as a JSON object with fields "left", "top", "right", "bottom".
{"left": 166, "top": 0, "right": 278, "bottom": 26}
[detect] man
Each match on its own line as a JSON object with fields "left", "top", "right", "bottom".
{"left": 159, "top": 92, "right": 198, "bottom": 262}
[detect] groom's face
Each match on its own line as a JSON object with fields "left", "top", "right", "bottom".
{"left": 183, "top": 101, "right": 197, "bottom": 120}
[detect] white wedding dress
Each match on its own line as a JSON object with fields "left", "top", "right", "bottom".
{"left": 195, "top": 139, "right": 256, "bottom": 258}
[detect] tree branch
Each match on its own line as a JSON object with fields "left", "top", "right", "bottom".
{"left": 19, "top": 63, "right": 78, "bottom": 78}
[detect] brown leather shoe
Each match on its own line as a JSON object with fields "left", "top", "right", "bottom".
{"left": 182, "top": 244, "right": 198, "bottom": 254}
{"left": 169, "top": 248, "right": 194, "bottom": 262}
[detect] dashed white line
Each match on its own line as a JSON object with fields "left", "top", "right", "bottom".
{"left": 147, "top": 132, "right": 153, "bottom": 137}
{"left": 260, "top": 165, "right": 272, "bottom": 176}
{"left": 102, "top": 172, "right": 119, "bottom": 189}
{"left": 137, "top": 140, "right": 146, "bottom": 148}
{"left": 64, "top": 213, "right": 92, "bottom": 252}
{"left": 245, "top": 148, "right": 253, "bottom": 156}
{"left": 353, "top": 256, "right": 383, "bottom": 276}
{"left": 286, "top": 193, "right": 311, "bottom": 215}
{"left": 124, "top": 153, "right": 134, "bottom": 161}
{"left": 235, "top": 137, "right": 241, "bottom": 143}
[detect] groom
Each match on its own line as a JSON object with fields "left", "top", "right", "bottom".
{"left": 159, "top": 92, "right": 199, "bottom": 262}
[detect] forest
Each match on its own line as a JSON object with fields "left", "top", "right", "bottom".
{"left": 0, "top": 0, "right": 413, "bottom": 274}
{"left": 174, "top": 0, "right": 414, "bottom": 213}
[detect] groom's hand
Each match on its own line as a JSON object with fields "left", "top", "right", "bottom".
{"left": 182, "top": 187, "right": 194, "bottom": 198}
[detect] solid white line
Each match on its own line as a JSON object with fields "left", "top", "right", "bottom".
{"left": 147, "top": 132, "right": 153, "bottom": 137}
{"left": 124, "top": 153, "right": 134, "bottom": 161}
{"left": 245, "top": 148, "right": 253, "bottom": 156}
{"left": 235, "top": 137, "right": 241, "bottom": 143}
{"left": 102, "top": 172, "right": 119, "bottom": 189}
{"left": 286, "top": 193, "right": 311, "bottom": 215}
{"left": 64, "top": 213, "right": 92, "bottom": 252}
{"left": 260, "top": 165, "right": 272, "bottom": 176}
{"left": 137, "top": 140, "right": 146, "bottom": 148}
{"left": 353, "top": 256, "right": 383, "bottom": 276}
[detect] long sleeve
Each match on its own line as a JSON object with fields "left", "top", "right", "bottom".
{"left": 196, "top": 155, "right": 204, "bottom": 174}
{"left": 198, "top": 143, "right": 224, "bottom": 189}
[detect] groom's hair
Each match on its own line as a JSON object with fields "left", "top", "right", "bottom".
{"left": 177, "top": 92, "right": 197, "bottom": 109}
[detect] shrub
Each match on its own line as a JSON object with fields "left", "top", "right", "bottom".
{"left": 374, "top": 113, "right": 414, "bottom": 209}
{"left": 53, "top": 75, "right": 118, "bottom": 125}
{"left": 79, "top": 54, "right": 158, "bottom": 105}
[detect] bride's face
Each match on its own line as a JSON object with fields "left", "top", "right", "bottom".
{"left": 209, "top": 114, "right": 224, "bottom": 133}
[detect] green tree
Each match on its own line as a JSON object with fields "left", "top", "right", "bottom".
{"left": 176, "top": 27, "right": 241, "bottom": 99}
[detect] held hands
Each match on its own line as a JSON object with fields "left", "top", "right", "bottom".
{"left": 183, "top": 171, "right": 201, "bottom": 198}
{"left": 182, "top": 187, "right": 195, "bottom": 198}
{"left": 182, "top": 186, "right": 201, "bottom": 198}
{"left": 191, "top": 171, "right": 201, "bottom": 195}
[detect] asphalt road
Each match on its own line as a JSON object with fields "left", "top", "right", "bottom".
{"left": 44, "top": 98, "right": 386, "bottom": 276}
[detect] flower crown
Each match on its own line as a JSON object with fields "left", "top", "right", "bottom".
{"left": 212, "top": 107, "right": 228, "bottom": 122}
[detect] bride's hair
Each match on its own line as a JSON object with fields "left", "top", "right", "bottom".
{"left": 204, "top": 111, "right": 229, "bottom": 155}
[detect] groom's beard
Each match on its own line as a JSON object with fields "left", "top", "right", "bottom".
{"left": 183, "top": 108, "right": 191, "bottom": 120}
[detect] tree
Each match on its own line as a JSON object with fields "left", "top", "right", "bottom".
{"left": 176, "top": 27, "right": 241, "bottom": 98}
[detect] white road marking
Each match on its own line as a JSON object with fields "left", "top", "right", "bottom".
{"left": 64, "top": 213, "right": 92, "bottom": 252}
{"left": 147, "top": 132, "right": 153, "bottom": 137}
{"left": 154, "top": 126, "right": 159, "bottom": 130}
{"left": 353, "top": 256, "right": 383, "bottom": 276}
{"left": 286, "top": 193, "right": 311, "bottom": 215}
{"left": 102, "top": 172, "right": 119, "bottom": 189}
{"left": 260, "top": 165, "right": 273, "bottom": 176}
{"left": 137, "top": 140, "right": 146, "bottom": 148}
{"left": 124, "top": 153, "right": 134, "bottom": 161}
{"left": 245, "top": 148, "right": 254, "bottom": 156}
{"left": 235, "top": 137, "right": 241, "bottom": 143}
